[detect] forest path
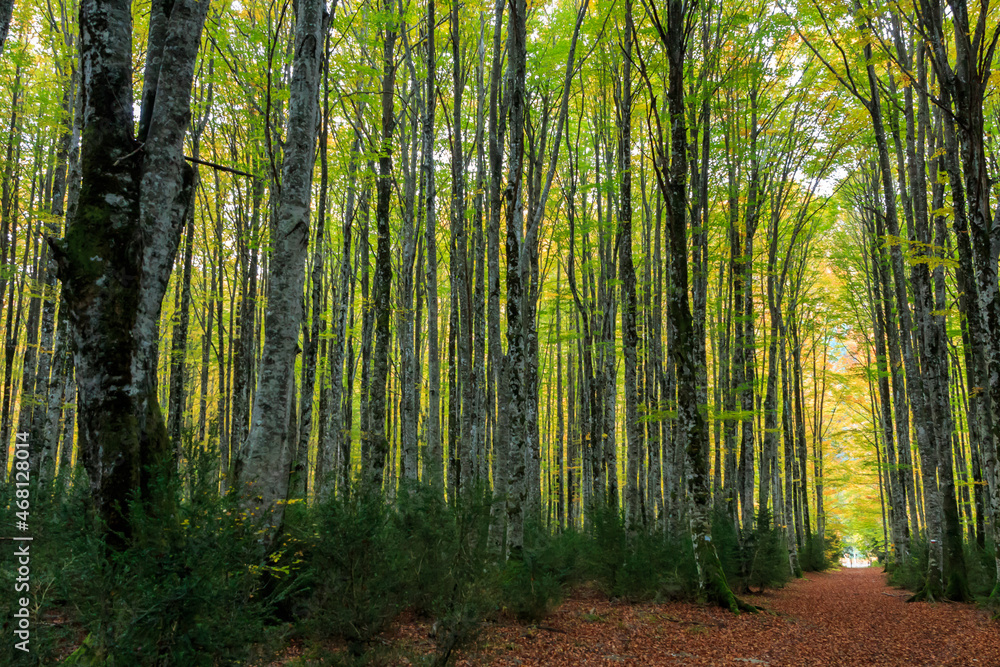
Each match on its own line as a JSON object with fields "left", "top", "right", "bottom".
{"left": 457, "top": 567, "right": 1000, "bottom": 666}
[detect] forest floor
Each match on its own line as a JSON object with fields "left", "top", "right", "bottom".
{"left": 288, "top": 567, "right": 1000, "bottom": 666}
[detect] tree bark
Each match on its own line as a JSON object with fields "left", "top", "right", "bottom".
{"left": 236, "top": 0, "right": 326, "bottom": 540}
{"left": 618, "top": 0, "right": 641, "bottom": 533}
{"left": 50, "top": 0, "right": 210, "bottom": 547}
{"left": 643, "top": 0, "right": 752, "bottom": 611}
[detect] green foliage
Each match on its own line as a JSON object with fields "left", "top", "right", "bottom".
{"left": 799, "top": 532, "right": 841, "bottom": 573}
{"left": 293, "top": 481, "right": 501, "bottom": 663}
{"left": 0, "top": 456, "right": 277, "bottom": 667}
{"left": 293, "top": 488, "right": 405, "bottom": 656}
{"left": 889, "top": 539, "right": 998, "bottom": 603}
{"left": 498, "top": 517, "right": 581, "bottom": 623}
{"left": 712, "top": 509, "right": 793, "bottom": 593}
{"left": 0, "top": 475, "right": 92, "bottom": 666}
{"left": 1, "top": 472, "right": 813, "bottom": 667}
{"left": 393, "top": 482, "right": 499, "bottom": 663}
{"left": 578, "top": 502, "right": 697, "bottom": 601}
{"left": 500, "top": 550, "right": 563, "bottom": 623}
{"left": 965, "top": 540, "right": 999, "bottom": 603}
{"left": 887, "top": 538, "right": 929, "bottom": 593}
{"left": 741, "top": 515, "right": 793, "bottom": 592}
{"left": 580, "top": 502, "right": 628, "bottom": 592}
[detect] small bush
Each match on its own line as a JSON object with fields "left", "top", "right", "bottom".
{"left": 577, "top": 503, "right": 697, "bottom": 601}
{"left": 616, "top": 529, "right": 697, "bottom": 601}
{"left": 0, "top": 474, "right": 92, "bottom": 665}
{"left": 966, "top": 540, "right": 998, "bottom": 600}
{"left": 293, "top": 481, "right": 505, "bottom": 663}
{"left": 581, "top": 501, "right": 628, "bottom": 593}
{"left": 499, "top": 517, "right": 580, "bottom": 621}
{"left": 394, "top": 482, "right": 499, "bottom": 663}
{"left": 799, "top": 532, "right": 839, "bottom": 572}
{"left": 740, "top": 518, "right": 793, "bottom": 592}
{"left": 887, "top": 538, "right": 928, "bottom": 591}
{"left": 296, "top": 489, "right": 405, "bottom": 656}
{"left": 888, "top": 539, "right": 997, "bottom": 603}
{"left": 54, "top": 457, "right": 274, "bottom": 666}
{"left": 712, "top": 509, "right": 792, "bottom": 593}
{"left": 500, "top": 552, "right": 562, "bottom": 622}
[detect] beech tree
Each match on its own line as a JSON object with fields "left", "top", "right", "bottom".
{"left": 235, "top": 0, "right": 327, "bottom": 539}
{"left": 49, "top": 0, "right": 210, "bottom": 543}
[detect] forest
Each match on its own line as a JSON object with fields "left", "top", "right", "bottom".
{"left": 0, "top": 0, "right": 999, "bottom": 662}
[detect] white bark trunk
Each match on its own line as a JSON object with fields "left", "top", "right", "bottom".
{"left": 238, "top": 0, "right": 326, "bottom": 539}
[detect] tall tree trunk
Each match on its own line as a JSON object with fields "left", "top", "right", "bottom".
{"left": 51, "top": 0, "right": 210, "bottom": 548}
{"left": 32, "top": 77, "right": 76, "bottom": 484}
{"left": 644, "top": 0, "right": 751, "bottom": 611}
{"left": 291, "top": 35, "right": 331, "bottom": 500}
{"left": 485, "top": 0, "right": 507, "bottom": 553}
{"left": 423, "top": 0, "right": 442, "bottom": 489}
{"left": 619, "top": 0, "right": 640, "bottom": 532}
{"left": 366, "top": 2, "right": 396, "bottom": 491}
{"left": 166, "top": 110, "right": 206, "bottom": 467}
{"left": 236, "top": 0, "right": 326, "bottom": 540}
{"left": 918, "top": 0, "right": 1000, "bottom": 597}
{"left": 503, "top": 0, "right": 529, "bottom": 557}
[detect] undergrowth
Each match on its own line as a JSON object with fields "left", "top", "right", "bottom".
{"left": 888, "top": 537, "right": 997, "bottom": 603}
{"left": 2, "top": 462, "right": 820, "bottom": 666}
{"left": 0, "top": 450, "right": 279, "bottom": 667}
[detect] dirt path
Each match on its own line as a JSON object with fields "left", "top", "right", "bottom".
{"left": 450, "top": 567, "right": 1000, "bottom": 666}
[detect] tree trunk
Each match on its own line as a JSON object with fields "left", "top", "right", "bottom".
{"left": 51, "top": 0, "right": 210, "bottom": 549}
{"left": 646, "top": 0, "right": 752, "bottom": 611}
{"left": 619, "top": 0, "right": 640, "bottom": 532}
{"left": 236, "top": 0, "right": 325, "bottom": 540}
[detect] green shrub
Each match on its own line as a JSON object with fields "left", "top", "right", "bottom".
{"left": 712, "top": 509, "right": 792, "bottom": 593}
{"left": 44, "top": 456, "right": 275, "bottom": 666}
{"left": 888, "top": 538, "right": 997, "bottom": 603}
{"left": 615, "top": 529, "right": 697, "bottom": 601}
{"left": 293, "top": 482, "right": 504, "bottom": 664}
{"left": 966, "top": 540, "right": 998, "bottom": 600}
{"left": 394, "top": 482, "right": 499, "bottom": 664}
{"left": 887, "top": 538, "right": 928, "bottom": 591}
{"left": 711, "top": 508, "right": 742, "bottom": 586}
{"left": 0, "top": 474, "right": 92, "bottom": 665}
{"left": 296, "top": 488, "right": 405, "bottom": 656}
{"left": 579, "top": 502, "right": 627, "bottom": 594}
{"left": 500, "top": 552, "right": 562, "bottom": 622}
{"left": 799, "top": 532, "right": 839, "bottom": 572}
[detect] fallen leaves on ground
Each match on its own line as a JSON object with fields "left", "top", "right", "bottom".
{"left": 321, "top": 567, "right": 1000, "bottom": 666}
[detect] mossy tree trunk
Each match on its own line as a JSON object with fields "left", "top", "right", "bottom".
{"left": 51, "top": 0, "right": 210, "bottom": 548}
{"left": 364, "top": 0, "right": 396, "bottom": 492}
{"left": 641, "top": 0, "right": 753, "bottom": 612}
{"left": 619, "top": 0, "right": 641, "bottom": 535}
{"left": 915, "top": 0, "right": 996, "bottom": 601}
